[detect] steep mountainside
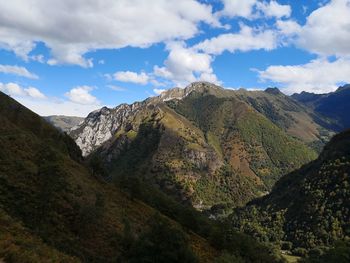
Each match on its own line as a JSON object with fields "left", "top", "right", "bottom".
{"left": 0, "top": 91, "right": 284, "bottom": 262}
{"left": 292, "top": 84, "right": 350, "bottom": 131}
{"left": 70, "top": 82, "right": 318, "bottom": 209}
{"left": 230, "top": 129, "right": 350, "bottom": 252}
{"left": 44, "top": 115, "right": 84, "bottom": 132}
{"left": 234, "top": 88, "right": 333, "bottom": 150}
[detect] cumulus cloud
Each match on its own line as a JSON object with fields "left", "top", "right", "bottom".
{"left": 194, "top": 24, "right": 277, "bottom": 55}
{"left": 218, "top": 0, "right": 291, "bottom": 19}
{"left": 153, "top": 42, "right": 220, "bottom": 86}
{"left": 114, "top": 71, "right": 150, "bottom": 85}
{"left": 0, "top": 0, "right": 220, "bottom": 67}
{"left": 24, "top": 87, "right": 46, "bottom": 99}
{"left": 0, "top": 64, "right": 38, "bottom": 79}
{"left": 296, "top": 0, "right": 350, "bottom": 57}
{"left": 258, "top": 58, "right": 350, "bottom": 94}
{"left": 256, "top": 1, "right": 291, "bottom": 19}
{"left": 276, "top": 20, "right": 301, "bottom": 36}
{"left": 218, "top": 0, "right": 257, "bottom": 18}
{"left": 0, "top": 83, "right": 101, "bottom": 117}
{"left": 65, "top": 86, "right": 100, "bottom": 105}
{"left": 0, "top": 82, "right": 46, "bottom": 98}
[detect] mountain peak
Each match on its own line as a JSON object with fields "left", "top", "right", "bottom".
{"left": 264, "top": 87, "right": 282, "bottom": 95}
{"left": 157, "top": 82, "right": 224, "bottom": 102}
{"left": 336, "top": 84, "right": 350, "bottom": 92}
{"left": 185, "top": 81, "right": 223, "bottom": 92}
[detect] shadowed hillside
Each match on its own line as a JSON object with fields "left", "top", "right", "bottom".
{"left": 230, "top": 129, "right": 350, "bottom": 255}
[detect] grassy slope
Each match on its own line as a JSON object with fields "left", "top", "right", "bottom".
{"left": 234, "top": 88, "right": 333, "bottom": 145}
{"left": 168, "top": 92, "right": 317, "bottom": 190}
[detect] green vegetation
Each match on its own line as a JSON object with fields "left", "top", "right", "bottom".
{"left": 300, "top": 240, "right": 350, "bottom": 263}
{"left": 0, "top": 92, "right": 213, "bottom": 262}
{"left": 230, "top": 129, "right": 350, "bottom": 255}
{"left": 0, "top": 91, "right": 286, "bottom": 262}
{"left": 237, "top": 111, "right": 317, "bottom": 188}
{"left": 168, "top": 92, "right": 317, "bottom": 198}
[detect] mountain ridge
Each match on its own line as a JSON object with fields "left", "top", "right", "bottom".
{"left": 70, "top": 82, "right": 322, "bottom": 209}
{"left": 292, "top": 84, "right": 350, "bottom": 131}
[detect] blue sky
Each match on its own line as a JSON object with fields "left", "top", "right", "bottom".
{"left": 0, "top": 0, "right": 350, "bottom": 116}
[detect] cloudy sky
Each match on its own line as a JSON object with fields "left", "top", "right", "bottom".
{"left": 1, "top": 0, "right": 350, "bottom": 116}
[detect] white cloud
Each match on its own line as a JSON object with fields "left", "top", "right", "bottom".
{"left": 65, "top": 86, "right": 100, "bottom": 105}
{"left": 218, "top": 0, "right": 291, "bottom": 19}
{"left": 258, "top": 58, "right": 350, "bottom": 94}
{"left": 153, "top": 88, "right": 166, "bottom": 95}
{"left": 114, "top": 71, "right": 150, "bottom": 85}
{"left": 0, "top": 82, "right": 46, "bottom": 98}
{"left": 24, "top": 87, "right": 46, "bottom": 99}
{"left": 218, "top": 0, "right": 257, "bottom": 18}
{"left": 0, "top": 64, "right": 38, "bottom": 79}
{"left": 256, "top": 1, "right": 291, "bottom": 19}
{"left": 0, "top": 0, "right": 220, "bottom": 67}
{"left": 194, "top": 24, "right": 277, "bottom": 55}
{"left": 276, "top": 20, "right": 301, "bottom": 36}
{"left": 0, "top": 82, "right": 26, "bottom": 96}
{"left": 153, "top": 42, "right": 220, "bottom": 86}
{"left": 296, "top": 0, "right": 350, "bottom": 57}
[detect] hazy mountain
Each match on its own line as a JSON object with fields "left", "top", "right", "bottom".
{"left": 70, "top": 82, "right": 322, "bottom": 209}
{"left": 44, "top": 115, "right": 84, "bottom": 132}
{"left": 0, "top": 91, "right": 284, "bottom": 262}
{"left": 230, "top": 129, "right": 350, "bottom": 253}
{"left": 292, "top": 84, "right": 350, "bottom": 132}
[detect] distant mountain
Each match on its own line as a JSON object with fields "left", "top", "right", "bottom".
{"left": 70, "top": 82, "right": 321, "bottom": 209}
{"left": 292, "top": 84, "right": 350, "bottom": 131}
{"left": 0, "top": 91, "right": 283, "bottom": 262}
{"left": 44, "top": 115, "right": 84, "bottom": 132}
{"left": 230, "top": 129, "right": 350, "bottom": 253}
{"left": 234, "top": 87, "right": 333, "bottom": 148}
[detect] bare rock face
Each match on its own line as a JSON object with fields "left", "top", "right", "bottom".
{"left": 69, "top": 103, "right": 143, "bottom": 156}
{"left": 69, "top": 81, "right": 221, "bottom": 156}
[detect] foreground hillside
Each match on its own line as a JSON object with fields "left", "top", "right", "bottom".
{"left": 230, "top": 129, "right": 350, "bottom": 255}
{"left": 0, "top": 91, "right": 283, "bottom": 262}
{"left": 70, "top": 82, "right": 321, "bottom": 209}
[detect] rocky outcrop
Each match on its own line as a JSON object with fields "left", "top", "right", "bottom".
{"left": 69, "top": 103, "right": 143, "bottom": 156}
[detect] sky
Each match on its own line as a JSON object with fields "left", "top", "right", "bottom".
{"left": 0, "top": 0, "right": 350, "bottom": 117}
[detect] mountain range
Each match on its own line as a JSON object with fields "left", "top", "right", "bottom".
{"left": 292, "top": 84, "right": 350, "bottom": 132}
{"left": 0, "top": 90, "right": 284, "bottom": 262}
{"left": 1, "top": 81, "right": 349, "bottom": 262}
{"left": 68, "top": 82, "right": 335, "bottom": 210}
